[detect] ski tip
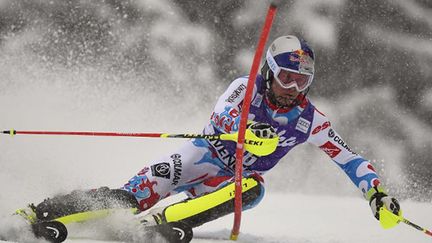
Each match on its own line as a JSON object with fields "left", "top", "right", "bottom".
{"left": 14, "top": 206, "right": 37, "bottom": 224}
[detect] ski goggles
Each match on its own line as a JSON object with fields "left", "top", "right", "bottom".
{"left": 273, "top": 68, "right": 312, "bottom": 91}
{"left": 266, "top": 50, "right": 313, "bottom": 92}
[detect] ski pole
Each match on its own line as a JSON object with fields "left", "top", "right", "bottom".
{"left": 400, "top": 217, "right": 432, "bottom": 237}
{"left": 2, "top": 129, "right": 279, "bottom": 156}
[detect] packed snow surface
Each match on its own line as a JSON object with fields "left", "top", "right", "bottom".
{"left": 1, "top": 193, "right": 431, "bottom": 243}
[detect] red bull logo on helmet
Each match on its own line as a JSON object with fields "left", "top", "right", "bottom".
{"left": 289, "top": 49, "right": 306, "bottom": 62}
{"left": 288, "top": 49, "right": 313, "bottom": 74}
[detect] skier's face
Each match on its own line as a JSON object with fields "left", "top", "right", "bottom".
{"left": 270, "top": 78, "right": 300, "bottom": 107}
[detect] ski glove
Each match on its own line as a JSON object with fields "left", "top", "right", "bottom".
{"left": 247, "top": 122, "right": 277, "bottom": 139}
{"left": 368, "top": 187, "right": 400, "bottom": 220}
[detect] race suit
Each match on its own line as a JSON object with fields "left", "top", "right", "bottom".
{"left": 122, "top": 75, "right": 381, "bottom": 212}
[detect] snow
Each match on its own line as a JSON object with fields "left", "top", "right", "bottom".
{"left": 180, "top": 194, "right": 432, "bottom": 243}
{"left": 0, "top": 1, "right": 431, "bottom": 243}
{"left": 1, "top": 193, "right": 431, "bottom": 242}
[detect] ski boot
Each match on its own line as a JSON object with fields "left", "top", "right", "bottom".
{"left": 136, "top": 210, "right": 193, "bottom": 243}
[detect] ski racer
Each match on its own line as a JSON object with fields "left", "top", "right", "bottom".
{"left": 24, "top": 35, "right": 402, "bottom": 234}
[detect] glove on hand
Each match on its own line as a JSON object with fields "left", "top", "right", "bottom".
{"left": 247, "top": 122, "right": 277, "bottom": 139}
{"left": 369, "top": 190, "right": 400, "bottom": 220}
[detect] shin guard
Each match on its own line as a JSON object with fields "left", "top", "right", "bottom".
{"left": 155, "top": 177, "right": 263, "bottom": 228}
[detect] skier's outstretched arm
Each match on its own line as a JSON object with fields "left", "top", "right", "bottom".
{"left": 306, "top": 108, "right": 401, "bottom": 225}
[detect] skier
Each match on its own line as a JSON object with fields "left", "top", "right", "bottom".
{"left": 23, "top": 35, "right": 401, "bottom": 237}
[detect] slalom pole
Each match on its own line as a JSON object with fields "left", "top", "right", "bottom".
{"left": 230, "top": 2, "right": 278, "bottom": 240}
{"left": 2, "top": 129, "right": 279, "bottom": 157}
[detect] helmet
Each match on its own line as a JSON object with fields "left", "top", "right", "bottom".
{"left": 261, "top": 35, "right": 315, "bottom": 107}
{"left": 262, "top": 35, "right": 315, "bottom": 91}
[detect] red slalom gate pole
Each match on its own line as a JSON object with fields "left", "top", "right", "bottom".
{"left": 230, "top": 3, "right": 278, "bottom": 240}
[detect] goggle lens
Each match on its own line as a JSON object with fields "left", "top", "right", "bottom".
{"left": 276, "top": 69, "right": 311, "bottom": 91}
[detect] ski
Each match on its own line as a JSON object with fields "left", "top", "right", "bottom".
{"left": 14, "top": 205, "right": 192, "bottom": 243}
